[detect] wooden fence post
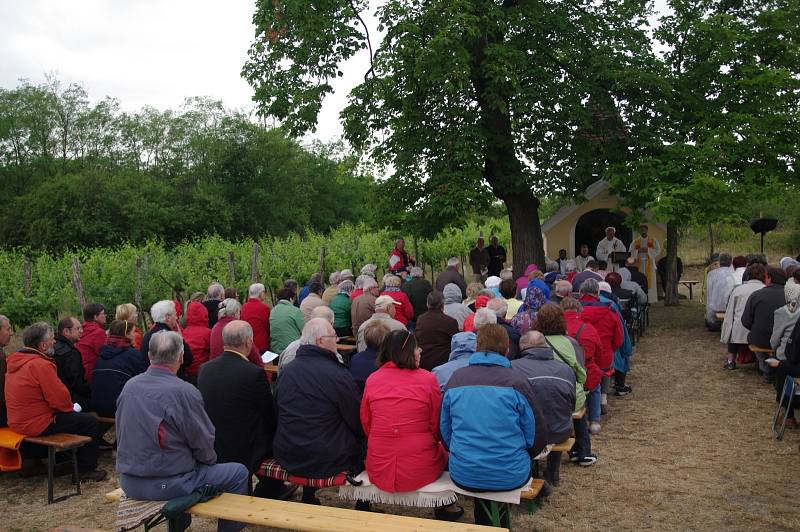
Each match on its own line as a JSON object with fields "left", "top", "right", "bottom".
{"left": 135, "top": 258, "right": 143, "bottom": 310}
{"left": 71, "top": 257, "right": 86, "bottom": 309}
{"left": 250, "top": 244, "right": 260, "bottom": 283}
{"left": 318, "top": 247, "right": 326, "bottom": 279}
{"left": 23, "top": 257, "right": 31, "bottom": 298}
{"left": 227, "top": 251, "right": 236, "bottom": 286}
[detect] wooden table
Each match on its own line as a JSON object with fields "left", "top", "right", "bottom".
{"left": 679, "top": 280, "right": 700, "bottom": 300}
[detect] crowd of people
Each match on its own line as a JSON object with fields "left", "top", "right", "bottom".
{"left": 0, "top": 237, "right": 646, "bottom": 529}
{"left": 706, "top": 253, "right": 800, "bottom": 432}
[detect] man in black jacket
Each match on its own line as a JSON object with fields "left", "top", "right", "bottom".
{"left": 273, "top": 318, "right": 365, "bottom": 505}
{"left": 198, "top": 320, "right": 295, "bottom": 499}
{"left": 742, "top": 267, "right": 787, "bottom": 380}
{"left": 53, "top": 316, "right": 92, "bottom": 410}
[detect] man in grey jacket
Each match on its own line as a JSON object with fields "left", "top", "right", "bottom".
{"left": 116, "top": 331, "right": 249, "bottom": 532}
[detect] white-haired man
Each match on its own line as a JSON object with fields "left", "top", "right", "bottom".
{"left": 322, "top": 272, "right": 341, "bottom": 305}
{"left": 242, "top": 283, "right": 271, "bottom": 353}
{"left": 279, "top": 306, "right": 337, "bottom": 369}
{"left": 117, "top": 331, "right": 249, "bottom": 532}
{"left": 402, "top": 266, "right": 433, "bottom": 322}
{"left": 356, "top": 296, "right": 405, "bottom": 352}
{"left": 203, "top": 282, "right": 226, "bottom": 328}
{"left": 274, "top": 319, "right": 365, "bottom": 506}
{"left": 140, "top": 300, "right": 193, "bottom": 379}
{"left": 435, "top": 257, "right": 467, "bottom": 300}
{"left": 351, "top": 277, "right": 381, "bottom": 335}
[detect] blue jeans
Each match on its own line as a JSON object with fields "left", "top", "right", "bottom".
{"left": 587, "top": 385, "right": 601, "bottom": 422}
{"left": 572, "top": 416, "right": 592, "bottom": 459}
{"left": 120, "top": 463, "right": 249, "bottom": 532}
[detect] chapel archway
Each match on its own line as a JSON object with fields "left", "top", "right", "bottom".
{"left": 573, "top": 209, "right": 632, "bottom": 259}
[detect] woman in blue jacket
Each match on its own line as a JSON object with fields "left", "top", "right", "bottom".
{"left": 441, "top": 323, "right": 551, "bottom": 526}
{"left": 91, "top": 320, "right": 147, "bottom": 418}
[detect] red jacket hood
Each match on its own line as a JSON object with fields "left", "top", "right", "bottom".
{"left": 6, "top": 349, "right": 55, "bottom": 374}
{"left": 185, "top": 301, "right": 209, "bottom": 328}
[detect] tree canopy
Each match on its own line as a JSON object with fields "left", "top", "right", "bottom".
{"left": 0, "top": 78, "right": 376, "bottom": 251}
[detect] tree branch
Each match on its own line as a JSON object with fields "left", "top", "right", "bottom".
{"left": 347, "top": 0, "right": 375, "bottom": 81}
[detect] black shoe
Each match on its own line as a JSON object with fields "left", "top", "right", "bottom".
{"left": 277, "top": 484, "right": 299, "bottom": 501}
{"left": 615, "top": 385, "right": 632, "bottom": 396}
{"left": 98, "top": 440, "right": 115, "bottom": 451}
{"left": 434, "top": 505, "right": 464, "bottom": 522}
{"left": 539, "top": 480, "right": 554, "bottom": 498}
{"left": 578, "top": 454, "right": 598, "bottom": 467}
{"left": 80, "top": 469, "right": 108, "bottom": 482}
{"left": 723, "top": 360, "right": 737, "bottom": 370}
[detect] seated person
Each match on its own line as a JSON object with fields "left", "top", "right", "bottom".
{"left": 0, "top": 315, "right": 11, "bottom": 427}
{"left": 443, "top": 283, "right": 474, "bottom": 331}
{"left": 767, "top": 319, "right": 800, "bottom": 426}
{"left": 432, "top": 331, "right": 477, "bottom": 392}
{"left": 356, "top": 296, "right": 405, "bottom": 352}
{"left": 571, "top": 260, "right": 604, "bottom": 293}
{"left": 463, "top": 295, "right": 493, "bottom": 332}
{"left": 415, "top": 291, "right": 459, "bottom": 370}
{"left": 6, "top": 322, "right": 106, "bottom": 480}
{"left": 116, "top": 330, "right": 248, "bottom": 532}
{"left": 198, "top": 320, "right": 295, "bottom": 499}
{"left": 350, "top": 321, "right": 390, "bottom": 393}
{"left": 279, "top": 306, "right": 337, "bottom": 369}
{"left": 441, "top": 324, "right": 550, "bottom": 526}
{"left": 361, "top": 329, "right": 462, "bottom": 521}
{"left": 771, "top": 283, "right": 800, "bottom": 362}
{"left": 53, "top": 316, "right": 92, "bottom": 410}
{"left": 742, "top": 267, "right": 787, "bottom": 377}
{"left": 274, "top": 318, "right": 366, "bottom": 506}
{"left": 721, "top": 263, "right": 767, "bottom": 370}
{"left": 551, "top": 280, "right": 573, "bottom": 303}
{"left": 91, "top": 320, "right": 147, "bottom": 418}
{"left": 499, "top": 278, "right": 522, "bottom": 319}
{"left": 330, "top": 280, "right": 355, "bottom": 337}
{"left": 487, "top": 298, "right": 520, "bottom": 359}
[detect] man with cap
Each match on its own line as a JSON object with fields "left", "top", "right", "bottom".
{"left": 629, "top": 224, "right": 661, "bottom": 302}
{"left": 596, "top": 227, "right": 626, "bottom": 272}
{"left": 356, "top": 295, "right": 406, "bottom": 351}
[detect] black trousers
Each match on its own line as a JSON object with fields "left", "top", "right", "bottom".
{"left": 39, "top": 412, "right": 101, "bottom": 471}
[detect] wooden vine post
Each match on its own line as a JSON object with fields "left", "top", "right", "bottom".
{"left": 227, "top": 251, "right": 236, "bottom": 287}
{"left": 71, "top": 257, "right": 86, "bottom": 309}
{"left": 135, "top": 258, "right": 143, "bottom": 310}
{"left": 23, "top": 257, "right": 31, "bottom": 298}
{"left": 251, "top": 243, "right": 260, "bottom": 283}
{"left": 318, "top": 247, "right": 326, "bottom": 279}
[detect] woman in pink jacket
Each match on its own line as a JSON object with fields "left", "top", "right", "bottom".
{"left": 360, "top": 329, "right": 462, "bottom": 521}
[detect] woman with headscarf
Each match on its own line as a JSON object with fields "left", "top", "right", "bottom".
{"left": 515, "top": 264, "right": 538, "bottom": 294}
{"left": 511, "top": 284, "right": 547, "bottom": 335}
{"left": 771, "top": 283, "right": 800, "bottom": 361}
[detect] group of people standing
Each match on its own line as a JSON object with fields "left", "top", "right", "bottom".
{"left": 706, "top": 253, "right": 800, "bottom": 430}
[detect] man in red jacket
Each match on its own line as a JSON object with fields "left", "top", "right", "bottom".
{"left": 242, "top": 283, "right": 271, "bottom": 353}
{"left": 6, "top": 322, "right": 106, "bottom": 480}
{"left": 76, "top": 302, "right": 107, "bottom": 383}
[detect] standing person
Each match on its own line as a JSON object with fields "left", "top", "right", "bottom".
{"left": 241, "top": 283, "right": 271, "bottom": 353}
{"left": 469, "top": 237, "right": 490, "bottom": 282}
{"left": 402, "top": 266, "right": 433, "bottom": 323}
{"left": 6, "top": 322, "right": 106, "bottom": 480}
{"left": 629, "top": 224, "right": 661, "bottom": 302}
{"left": 435, "top": 258, "right": 468, "bottom": 300}
{"left": 595, "top": 227, "right": 626, "bottom": 271}
{"left": 351, "top": 278, "right": 381, "bottom": 336}
{"left": 76, "top": 302, "right": 107, "bottom": 383}
{"left": 441, "top": 324, "right": 549, "bottom": 527}
{"left": 198, "top": 321, "right": 295, "bottom": 500}
{"left": 116, "top": 331, "right": 249, "bottom": 532}
{"left": 415, "top": 291, "right": 460, "bottom": 371}
{"left": 721, "top": 263, "right": 766, "bottom": 370}
{"left": 299, "top": 281, "right": 326, "bottom": 323}
{"left": 141, "top": 300, "right": 194, "bottom": 378}
{"left": 53, "top": 317, "right": 91, "bottom": 410}
{"left": 574, "top": 244, "right": 595, "bottom": 273}
{"left": 388, "top": 238, "right": 415, "bottom": 275}
{"left": 91, "top": 320, "right": 147, "bottom": 418}
{"left": 210, "top": 299, "right": 263, "bottom": 367}
{"left": 361, "top": 329, "right": 462, "bottom": 521}
{"left": 203, "top": 283, "right": 226, "bottom": 328}
{"left": 115, "top": 303, "right": 143, "bottom": 349}
{"left": 273, "top": 319, "right": 366, "bottom": 506}
{"left": 705, "top": 254, "right": 736, "bottom": 331}
{"left": 380, "top": 274, "right": 414, "bottom": 326}
{"left": 330, "top": 280, "right": 355, "bottom": 337}
{"left": 0, "top": 315, "right": 12, "bottom": 427}
{"left": 486, "top": 236, "right": 507, "bottom": 277}
{"left": 183, "top": 301, "right": 212, "bottom": 381}
{"left": 269, "top": 288, "right": 304, "bottom": 354}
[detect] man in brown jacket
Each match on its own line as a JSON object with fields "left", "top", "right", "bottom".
{"left": 351, "top": 278, "right": 381, "bottom": 336}
{"left": 414, "top": 291, "right": 459, "bottom": 371}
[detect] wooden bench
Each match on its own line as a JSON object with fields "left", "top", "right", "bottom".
{"left": 679, "top": 280, "right": 699, "bottom": 300}
{"left": 338, "top": 335, "right": 357, "bottom": 345}
{"left": 749, "top": 345, "right": 774, "bottom": 355}
{"left": 337, "top": 344, "right": 357, "bottom": 357}
{"left": 25, "top": 433, "right": 92, "bottom": 504}
{"left": 264, "top": 365, "right": 279, "bottom": 376}
{"left": 106, "top": 489, "right": 504, "bottom": 531}
{"left": 550, "top": 437, "right": 575, "bottom": 453}
{"left": 715, "top": 312, "right": 726, "bottom": 321}
{"left": 572, "top": 408, "right": 586, "bottom": 420}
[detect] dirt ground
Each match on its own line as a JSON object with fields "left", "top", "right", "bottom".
{"left": 2, "top": 298, "right": 800, "bottom": 531}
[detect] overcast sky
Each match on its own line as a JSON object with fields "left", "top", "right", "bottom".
{"left": 0, "top": 0, "right": 666, "bottom": 146}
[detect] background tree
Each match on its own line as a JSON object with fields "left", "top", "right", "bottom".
{"left": 243, "top": 0, "right": 657, "bottom": 275}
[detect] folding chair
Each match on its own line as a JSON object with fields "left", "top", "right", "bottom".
{"left": 772, "top": 377, "right": 799, "bottom": 440}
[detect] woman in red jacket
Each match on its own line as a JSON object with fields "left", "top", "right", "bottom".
{"left": 183, "top": 301, "right": 212, "bottom": 379}
{"left": 561, "top": 297, "right": 604, "bottom": 435}
{"left": 380, "top": 274, "right": 414, "bottom": 326}
{"left": 360, "top": 329, "right": 462, "bottom": 521}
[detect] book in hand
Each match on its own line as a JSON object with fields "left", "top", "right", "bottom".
{"left": 262, "top": 351, "right": 279, "bottom": 364}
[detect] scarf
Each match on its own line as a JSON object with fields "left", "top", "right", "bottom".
{"left": 511, "top": 284, "right": 547, "bottom": 334}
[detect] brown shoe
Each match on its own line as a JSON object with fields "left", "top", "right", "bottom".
{"left": 80, "top": 469, "right": 108, "bottom": 482}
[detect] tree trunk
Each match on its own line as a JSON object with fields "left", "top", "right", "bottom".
{"left": 504, "top": 194, "right": 545, "bottom": 278}
{"left": 664, "top": 221, "right": 680, "bottom": 306}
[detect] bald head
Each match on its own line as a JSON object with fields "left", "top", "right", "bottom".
{"left": 520, "top": 330, "right": 547, "bottom": 350}
{"left": 222, "top": 320, "right": 254, "bottom": 351}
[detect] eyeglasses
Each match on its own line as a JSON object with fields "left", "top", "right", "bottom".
{"left": 320, "top": 334, "right": 338, "bottom": 339}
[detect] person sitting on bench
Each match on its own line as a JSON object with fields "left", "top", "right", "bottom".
{"left": 116, "top": 330, "right": 249, "bottom": 532}
{"left": 721, "top": 263, "right": 767, "bottom": 370}
{"left": 273, "top": 318, "right": 367, "bottom": 507}
{"left": 360, "top": 329, "right": 463, "bottom": 521}
{"left": 0, "top": 314, "right": 13, "bottom": 427}
{"left": 705, "top": 253, "right": 735, "bottom": 331}
{"left": 91, "top": 320, "right": 147, "bottom": 418}
{"left": 198, "top": 320, "right": 296, "bottom": 500}
{"left": 742, "top": 266, "right": 787, "bottom": 381}
{"left": 441, "top": 324, "right": 550, "bottom": 526}
{"left": 5, "top": 322, "right": 106, "bottom": 481}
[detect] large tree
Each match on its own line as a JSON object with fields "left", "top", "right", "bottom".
{"left": 243, "top": 0, "right": 655, "bottom": 274}
{"left": 607, "top": 0, "right": 800, "bottom": 304}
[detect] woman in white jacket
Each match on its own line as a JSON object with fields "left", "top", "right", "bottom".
{"left": 771, "top": 283, "right": 800, "bottom": 360}
{"left": 721, "top": 263, "right": 766, "bottom": 369}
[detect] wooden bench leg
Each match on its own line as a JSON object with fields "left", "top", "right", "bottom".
{"left": 478, "top": 500, "right": 512, "bottom": 529}
{"left": 47, "top": 446, "right": 55, "bottom": 504}
{"left": 46, "top": 447, "right": 83, "bottom": 504}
